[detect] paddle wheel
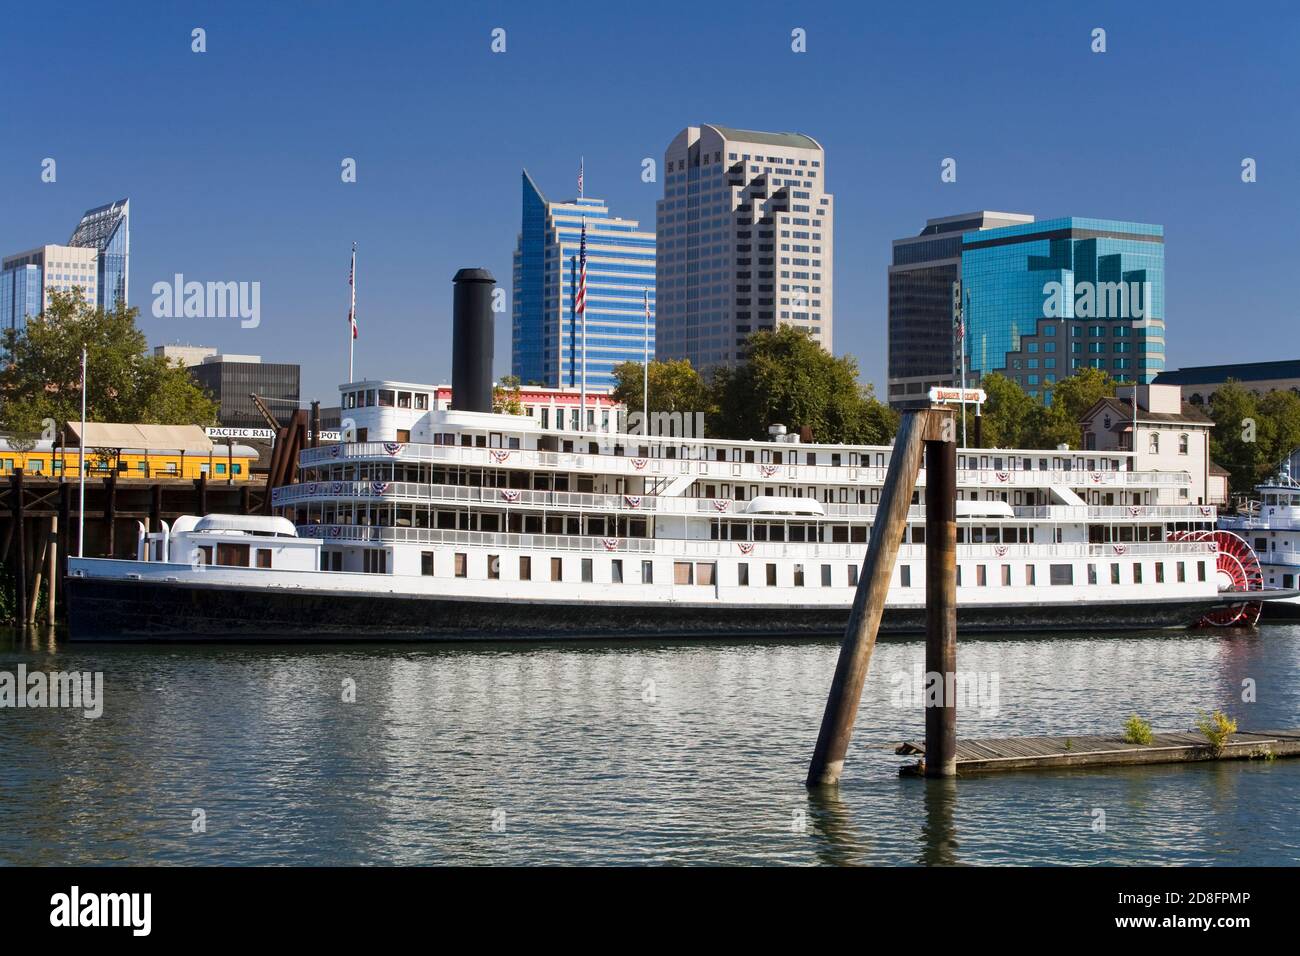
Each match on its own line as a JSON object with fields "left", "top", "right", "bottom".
{"left": 1167, "top": 529, "right": 1264, "bottom": 626}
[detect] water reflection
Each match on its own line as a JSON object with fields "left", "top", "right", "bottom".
{"left": 1, "top": 626, "right": 1298, "bottom": 865}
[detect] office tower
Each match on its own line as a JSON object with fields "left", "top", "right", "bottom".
{"left": 961, "top": 217, "right": 1165, "bottom": 399}
{"left": 154, "top": 344, "right": 219, "bottom": 367}
{"left": 655, "top": 125, "right": 833, "bottom": 373}
{"left": 0, "top": 245, "right": 99, "bottom": 334}
{"left": 188, "top": 354, "right": 301, "bottom": 429}
{"left": 68, "top": 199, "right": 130, "bottom": 311}
{"left": 887, "top": 211, "right": 1034, "bottom": 408}
{"left": 512, "top": 170, "right": 655, "bottom": 390}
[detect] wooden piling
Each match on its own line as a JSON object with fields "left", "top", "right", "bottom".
{"left": 46, "top": 515, "right": 58, "bottom": 625}
{"left": 924, "top": 427, "right": 958, "bottom": 777}
{"left": 150, "top": 483, "right": 162, "bottom": 532}
{"left": 28, "top": 519, "right": 48, "bottom": 625}
{"left": 104, "top": 475, "right": 117, "bottom": 557}
{"left": 12, "top": 469, "right": 26, "bottom": 625}
{"left": 807, "top": 410, "right": 931, "bottom": 787}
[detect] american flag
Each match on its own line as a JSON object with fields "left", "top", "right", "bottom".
{"left": 574, "top": 220, "right": 587, "bottom": 315}
{"left": 348, "top": 243, "right": 358, "bottom": 339}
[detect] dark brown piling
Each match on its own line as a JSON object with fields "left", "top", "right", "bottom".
{"left": 12, "top": 469, "right": 26, "bottom": 625}
{"left": 925, "top": 426, "right": 958, "bottom": 777}
{"left": 807, "top": 410, "right": 932, "bottom": 787}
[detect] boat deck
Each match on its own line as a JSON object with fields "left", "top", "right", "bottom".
{"left": 896, "top": 729, "right": 1300, "bottom": 775}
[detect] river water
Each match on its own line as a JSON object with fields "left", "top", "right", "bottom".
{"left": 2, "top": 625, "right": 1298, "bottom": 865}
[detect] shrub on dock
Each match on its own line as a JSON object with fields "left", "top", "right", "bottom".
{"left": 1196, "top": 710, "right": 1238, "bottom": 757}
{"left": 1122, "top": 714, "right": 1153, "bottom": 745}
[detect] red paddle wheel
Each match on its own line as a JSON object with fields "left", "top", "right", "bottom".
{"left": 1168, "top": 529, "right": 1264, "bottom": 626}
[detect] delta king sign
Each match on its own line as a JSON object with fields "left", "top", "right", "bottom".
{"left": 928, "top": 387, "right": 986, "bottom": 406}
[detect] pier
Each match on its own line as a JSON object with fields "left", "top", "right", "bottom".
{"left": 895, "top": 729, "right": 1300, "bottom": 775}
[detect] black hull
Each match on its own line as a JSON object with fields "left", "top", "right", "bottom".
{"left": 66, "top": 577, "right": 1227, "bottom": 642}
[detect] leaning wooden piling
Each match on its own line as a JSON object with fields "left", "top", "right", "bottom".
{"left": 808, "top": 409, "right": 938, "bottom": 787}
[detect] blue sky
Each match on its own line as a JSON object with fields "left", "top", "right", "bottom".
{"left": 2, "top": 0, "right": 1296, "bottom": 404}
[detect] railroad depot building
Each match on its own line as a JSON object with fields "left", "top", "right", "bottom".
{"left": 1079, "top": 384, "right": 1226, "bottom": 506}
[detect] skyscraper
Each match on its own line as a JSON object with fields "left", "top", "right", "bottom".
{"left": 887, "top": 211, "right": 1034, "bottom": 407}
{"left": 655, "top": 125, "right": 833, "bottom": 373}
{"left": 887, "top": 213, "right": 1166, "bottom": 406}
{"left": 512, "top": 171, "right": 655, "bottom": 390}
{"left": 961, "top": 217, "right": 1165, "bottom": 400}
{"left": 0, "top": 245, "right": 99, "bottom": 334}
{"left": 68, "top": 198, "right": 130, "bottom": 311}
{"left": 0, "top": 198, "right": 130, "bottom": 335}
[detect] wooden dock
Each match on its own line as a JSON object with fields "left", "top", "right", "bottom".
{"left": 896, "top": 729, "right": 1300, "bottom": 775}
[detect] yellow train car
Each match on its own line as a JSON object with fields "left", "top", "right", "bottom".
{"left": 0, "top": 438, "right": 260, "bottom": 481}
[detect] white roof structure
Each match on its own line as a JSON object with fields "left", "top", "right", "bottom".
{"left": 67, "top": 423, "right": 212, "bottom": 453}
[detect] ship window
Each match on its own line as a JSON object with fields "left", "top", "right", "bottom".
{"left": 793, "top": 565, "right": 805, "bottom": 587}
{"left": 422, "top": 551, "right": 435, "bottom": 576}
{"left": 821, "top": 564, "right": 832, "bottom": 587}
{"left": 900, "top": 565, "right": 911, "bottom": 588}
{"left": 216, "top": 543, "right": 250, "bottom": 567}
{"left": 1177, "top": 562, "right": 1186, "bottom": 582}
{"left": 674, "top": 562, "right": 693, "bottom": 585}
{"left": 738, "top": 563, "right": 750, "bottom": 586}
{"left": 1049, "top": 564, "right": 1073, "bottom": 585}
{"left": 1026, "top": 565, "right": 1036, "bottom": 586}
{"left": 1111, "top": 563, "right": 1121, "bottom": 584}
{"left": 396, "top": 429, "right": 410, "bottom": 443}
{"left": 379, "top": 390, "right": 395, "bottom": 407}
{"left": 1155, "top": 562, "right": 1165, "bottom": 583}
{"left": 1086, "top": 563, "right": 1097, "bottom": 585}
{"left": 454, "top": 553, "right": 467, "bottom": 577}
{"left": 848, "top": 565, "right": 859, "bottom": 587}
{"left": 255, "top": 549, "right": 272, "bottom": 569}
{"left": 581, "top": 559, "right": 593, "bottom": 583}
{"left": 956, "top": 566, "right": 962, "bottom": 587}
{"left": 1001, "top": 565, "right": 1011, "bottom": 586}
{"left": 519, "top": 556, "right": 531, "bottom": 580}
{"left": 1134, "top": 564, "right": 1143, "bottom": 584}
{"left": 642, "top": 560, "right": 653, "bottom": 584}
{"left": 696, "top": 563, "right": 716, "bottom": 586}
{"left": 414, "top": 393, "right": 429, "bottom": 410}
{"left": 766, "top": 564, "right": 777, "bottom": 586}
{"left": 1198, "top": 562, "right": 1207, "bottom": 582}
{"left": 488, "top": 555, "right": 500, "bottom": 580}
{"left": 397, "top": 392, "right": 411, "bottom": 408}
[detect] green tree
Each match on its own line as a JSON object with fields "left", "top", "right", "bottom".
{"left": 976, "top": 372, "right": 1037, "bottom": 447}
{"left": 1256, "top": 389, "right": 1300, "bottom": 479}
{"left": 710, "top": 327, "right": 897, "bottom": 444}
{"left": 0, "top": 290, "right": 219, "bottom": 435}
{"left": 492, "top": 374, "right": 524, "bottom": 415}
{"left": 1208, "top": 379, "right": 1264, "bottom": 494}
{"left": 611, "top": 358, "right": 712, "bottom": 416}
{"left": 1027, "top": 367, "right": 1116, "bottom": 448}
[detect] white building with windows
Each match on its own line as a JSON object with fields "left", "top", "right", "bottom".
{"left": 1079, "top": 384, "right": 1223, "bottom": 506}
{"left": 655, "top": 125, "right": 833, "bottom": 372}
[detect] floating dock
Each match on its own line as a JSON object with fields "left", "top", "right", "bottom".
{"left": 896, "top": 729, "right": 1300, "bottom": 775}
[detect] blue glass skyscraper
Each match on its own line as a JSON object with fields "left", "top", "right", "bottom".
{"left": 960, "top": 217, "right": 1165, "bottom": 399}
{"left": 512, "top": 171, "right": 655, "bottom": 390}
{"left": 68, "top": 198, "right": 130, "bottom": 310}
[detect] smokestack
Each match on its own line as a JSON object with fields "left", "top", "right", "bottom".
{"left": 451, "top": 267, "right": 496, "bottom": 413}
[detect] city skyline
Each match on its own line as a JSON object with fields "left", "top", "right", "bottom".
{"left": 1, "top": 1, "right": 1295, "bottom": 406}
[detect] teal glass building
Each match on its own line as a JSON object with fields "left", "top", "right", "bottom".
{"left": 512, "top": 171, "right": 655, "bottom": 390}
{"left": 68, "top": 199, "right": 130, "bottom": 311}
{"left": 960, "top": 217, "right": 1165, "bottom": 399}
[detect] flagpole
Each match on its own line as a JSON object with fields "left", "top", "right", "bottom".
{"left": 349, "top": 243, "right": 356, "bottom": 383}
{"left": 579, "top": 216, "right": 587, "bottom": 432}
{"left": 643, "top": 289, "right": 650, "bottom": 420}
{"left": 78, "top": 346, "right": 87, "bottom": 557}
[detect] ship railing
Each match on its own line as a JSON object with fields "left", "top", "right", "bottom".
{"left": 1010, "top": 505, "right": 1217, "bottom": 521}
{"left": 297, "top": 442, "right": 1190, "bottom": 490}
{"left": 294, "top": 523, "right": 1217, "bottom": 560}
{"left": 273, "top": 481, "right": 1212, "bottom": 524}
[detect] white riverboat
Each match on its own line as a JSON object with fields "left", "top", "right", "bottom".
{"left": 1219, "top": 474, "right": 1300, "bottom": 620}
{"left": 65, "top": 386, "right": 1279, "bottom": 640}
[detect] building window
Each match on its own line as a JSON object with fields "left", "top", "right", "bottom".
{"left": 1178, "top": 434, "right": 1189, "bottom": 455}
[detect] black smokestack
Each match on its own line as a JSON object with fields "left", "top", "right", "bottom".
{"left": 451, "top": 267, "right": 496, "bottom": 413}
